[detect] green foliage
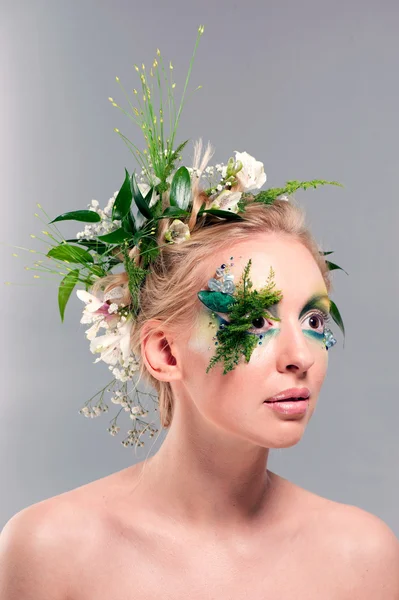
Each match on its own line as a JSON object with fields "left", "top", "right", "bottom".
{"left": 49, "top": 210, "right": 101, "bottom": 224}
{"left": 253, "top": 179, "right": 344, "bottom": 205}
{"left": 58, "top": 269, "right": 80, "bottom": 322}
{"left": 206, "top": 260, "right": 283, "bottom": 374}
{"left": 121, "top": 242, "right": 149, "bottom": 315}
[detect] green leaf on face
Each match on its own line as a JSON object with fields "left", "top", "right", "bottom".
{"left": 47, "top": 244, "right": 94, "bottom": 264}
{"left": 49, "top": 210, "right": 101, "bottom": 224}
{"left": 199, "top": 208, "right": 245, "bottom": 221}
{"left": 96, "top": 227, "right": 133, "bottom": 243}
{"left": 326, "top": 260, "right": 349, "bottom": 276}
{"left": 58, "top": 269, "right": 79, "bottom": 322}
{"left": 65, "top": 238, "right": 108, "bottom": 255}
{"left": 197, "top": 290, "right": 237, "bottom": 313}
{"left": 169, "top": 166, "right": 192, "bottom": 209}
{"left": 329, "top": 299, "right": 345, "bottom": 338}
{"left": 130, "top": 172, "right": 153, "bottom": 219}
{"left": 112, "top": 168, "right": 133, "bottom": 221}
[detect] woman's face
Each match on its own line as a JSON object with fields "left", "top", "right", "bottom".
{"left": 174, "top": 233, "right": 331, "bottom": 449}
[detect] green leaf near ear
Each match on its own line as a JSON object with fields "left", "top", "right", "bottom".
{"left": 96, "top": 227, "right": 133, "bottom": 243}
{"left": 58, "top": 269, "right": 79, "bottom": 322}
{"left": 112, "top": 168, "right": 133, "bottom": 221}
{"left": 47, "top": 244, "right": 94, "bottom": 264}
{"left": 326, "top": 260, "right": 349, "bottom": 276}
{"left": 49, "top": 210, "right": 101, "bottom": 224}
{"left": 199, "top": 208, "right": 245, "bottom": 221}
{"left": 197, "top": 290, "right": 237, "bottom": 313}
{"left": 130, "top": 172, "right": 153, "bottom": 219}
{"left": 330, "top": 299, "right": 345, "bottom": 338}
{"left": 169, "top": 166, "right": 192, "bottom": 210}
{"left": 319, "top": 250, "right": 334, "bottom": 256}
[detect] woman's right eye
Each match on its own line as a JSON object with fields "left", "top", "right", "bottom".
{"left": 216, "top": 314, "right": 272, "bottom": 336}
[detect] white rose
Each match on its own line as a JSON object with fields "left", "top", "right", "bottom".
{"left": 234, "top": 151, "right": 267, "bottom": 191}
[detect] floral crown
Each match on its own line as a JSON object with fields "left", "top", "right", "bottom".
{"left": 6, "top": 26, "right": 346, "bottom": 448}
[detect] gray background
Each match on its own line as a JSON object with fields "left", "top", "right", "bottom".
{"left": 1, "top": 0, "right": 398, "bottom": 536}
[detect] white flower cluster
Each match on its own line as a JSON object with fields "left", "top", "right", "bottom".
{"left": 76, "top": 194, "right": 122, "bottom": 240}
{"left": 75, "top": 286, "right": 159, "bottom": 445}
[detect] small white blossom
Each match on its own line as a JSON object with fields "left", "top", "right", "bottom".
{"left": 210, "top": 190, "right": 242, "bottom": 213}
{"left": 164, "top": 219, "right": 190, "bottom": 244}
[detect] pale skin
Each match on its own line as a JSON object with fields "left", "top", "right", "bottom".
{"left": 1, "top": 232, "right": 398, "bottom": 599}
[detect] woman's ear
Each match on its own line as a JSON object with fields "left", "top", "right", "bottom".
{"left": 140, "top": 319, "right": 182, "bottom": 382}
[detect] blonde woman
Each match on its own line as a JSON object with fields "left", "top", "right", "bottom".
{"left": 2, "top": 196, "right": 399, "bottom": 599}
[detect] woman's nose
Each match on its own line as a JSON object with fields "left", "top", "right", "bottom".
{"left": 275, "top": 321, "right": 316, "bottom": 374}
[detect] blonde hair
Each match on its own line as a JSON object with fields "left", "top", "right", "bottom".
{"left": 90, "top": 188, "right": 333, "bottom": 430}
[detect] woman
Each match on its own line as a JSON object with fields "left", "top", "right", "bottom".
{"left": 1, "top": 27, "right": 398, "bottom": 596}
{"left": 1, "top": 196, "right": 399, "bottom": 599}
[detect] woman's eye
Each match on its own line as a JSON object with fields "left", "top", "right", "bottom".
{"left": 303, "top": 311, "right": 328, "bottom": 333}
{"left": 247, "top": 316, "right": 271, "bottom": 335}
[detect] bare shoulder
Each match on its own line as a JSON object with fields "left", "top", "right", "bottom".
{"left": 275, "top": 474, "right": 399, "bottom": 597}
{"left": 0, "top": 477, "right": 117, "bottom": 599}
{"left": 308, "top": 493, "right": 399, "bottom": 597}
{"left": 328, "top": 502, "right": 399, "bottom": 595}
{"left": 0, "top": 497, "right": 79, "bottom": 599}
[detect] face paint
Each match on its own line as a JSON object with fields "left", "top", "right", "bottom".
{"left": 197, "top": 261, "right": 337, "bottom": 373}
{"left": 197, "top": 257, "right": 283, "bottom": 374}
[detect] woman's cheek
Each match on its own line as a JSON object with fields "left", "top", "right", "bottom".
{"left": 187, "top": 309, "right": 219, "bottom": 355}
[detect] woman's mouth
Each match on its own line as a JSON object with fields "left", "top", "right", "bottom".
{"left": 263, "top": 398, "right": 309, "bottom": 415}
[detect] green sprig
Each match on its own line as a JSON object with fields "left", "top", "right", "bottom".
{"left": 205, "top": 260, "right": 283, "bottom": 374}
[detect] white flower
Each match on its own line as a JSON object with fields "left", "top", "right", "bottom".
{"left": 164, "top": 219, "right": 191, "bottom": 244}
{"left": 90, "top": 316, "right": 134, "bottom": 366}
{"left": 234, "top": 151, "right": 267, "bottom": 191}
{"left": 210, "top": 190, "right": 242, "bottom": 213}
{"left": 277, "top": 194, "right": 289, "bottom": 202}
{"left": 76, "top": 289, "right": 120, "bottom": 338}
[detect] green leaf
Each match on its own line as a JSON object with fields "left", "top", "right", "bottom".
{"left": 326, "top": 260, "right": 349, "bottom": 276}
{"left": 199, "top": 208, "right": 245, "bottom": 221}
{"left": 169, "top": 166, "right": 192, "bottom": 210}
{"left": 197, "top": 290, "right": 237, "bottom": 313}
{"left": 330, "top": 299, "right": 345, "bottom": 338}
{"left": 47, "top": 244, "right": 94, "bottom": 264}
{"left": 121, "top": 211, "right": 136, "bottom": 235}
{"left": 49, "top": 210, "right": 101, "bottom": 224}
{"left": 320, "top": 250, "right": 334, "bottom": 256}
{"left": 65, "top": 238, "right": 108, "bottom": 255}
{"left": 161, "top": 206, "right": 190, "bottom": 218}
{"left": 58, "top": 269, "right": 79, "bottom": 322}
{"left": 96, "top": 228, "right": 133, "bottom": 243}
{"left": 112, "top": 168, "right": 133, "bottom": 220}
{"left": 130, "top": 172, "right": 153, "bottom": 219}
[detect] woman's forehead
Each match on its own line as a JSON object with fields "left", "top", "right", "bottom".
{"left": 207, "top": 237, "right": 326, "bottom": 294}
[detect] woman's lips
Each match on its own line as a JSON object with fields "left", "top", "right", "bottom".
{"left": 263, "top": 399, "right": 309, "bottom": 415}
{"left": 264, "top": 387, "right": 310, "bottom": 402}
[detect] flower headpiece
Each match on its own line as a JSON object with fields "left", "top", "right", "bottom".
{"left": 6, "top": 26, "right": 346, "bottom": 447}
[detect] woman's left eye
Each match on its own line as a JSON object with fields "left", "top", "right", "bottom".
{"left": 303, "top": 309, "right": 330, "bottom": 332}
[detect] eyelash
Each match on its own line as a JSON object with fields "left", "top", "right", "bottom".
{"left": 218, "top": 309, "right": 331, "bottom": 335}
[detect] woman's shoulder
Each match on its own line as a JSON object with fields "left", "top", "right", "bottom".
{"left": 278, "top": 473, "right": 399, "bottom": 594}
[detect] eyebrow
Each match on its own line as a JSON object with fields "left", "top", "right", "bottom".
{"left": 266, "top": 293, "right": 331, "bottom": 318}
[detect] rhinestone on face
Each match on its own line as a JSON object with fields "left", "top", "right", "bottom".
{"left": 324, "top": 327, "right": 337, "bottom": 350}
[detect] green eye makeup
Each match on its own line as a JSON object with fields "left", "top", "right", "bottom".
{"left": 197, "top": 257, "right": 283, "bottom": 374}
{"left": 197, "top": 258, "right": 337, "bottom": 374}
